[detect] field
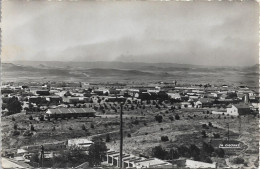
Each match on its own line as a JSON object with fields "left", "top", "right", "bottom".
{"left": 2, "top": 102, "right": 259, "bottom": 168}
{"left": 2, "top": 62, "right": 259, "bottom": 88}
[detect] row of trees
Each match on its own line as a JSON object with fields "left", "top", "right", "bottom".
{"left": 152, "top": 142, "right": 225, "bottom": 163}
{"left": 30, "top": 141, "right": 107, "bottom": 168}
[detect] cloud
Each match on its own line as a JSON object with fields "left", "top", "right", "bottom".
{"left": 2, "top": 0, "right": 258, "bottom": 66}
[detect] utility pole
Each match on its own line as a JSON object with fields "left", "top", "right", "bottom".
{"left": 40, "top": 145, "right": 44, "bottom": 168}
{"left": 227, "top": 123, "right": 230, "bottom": 143}
{"left": 119, "top": 103, "right": 123, "bottom": 168}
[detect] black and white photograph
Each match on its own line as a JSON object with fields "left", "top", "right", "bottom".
{"left": 1, "top": 0, "right": 259, "bottom": 168}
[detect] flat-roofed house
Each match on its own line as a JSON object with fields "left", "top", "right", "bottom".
{"left": 46, "top": 108, "right": 96, "bottom": 118}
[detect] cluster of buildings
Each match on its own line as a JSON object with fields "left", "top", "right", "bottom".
{"left": 1, "top": 81, "right": 258, "bottom": 117}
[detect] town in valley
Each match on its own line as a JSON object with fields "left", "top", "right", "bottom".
{"left": 1, "top": 62, "right": 259, "bottom": 168}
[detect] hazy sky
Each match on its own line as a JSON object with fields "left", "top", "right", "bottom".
{"left": 2, "top": 0, "right": 259, "bottom": 66}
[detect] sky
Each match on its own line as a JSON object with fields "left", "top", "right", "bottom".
{"left": 2, "top": 0, "right": 259, "bottom": 66}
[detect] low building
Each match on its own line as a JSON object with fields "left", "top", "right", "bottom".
{"left": 46, "top": 108, "right": 96, "bottom": 118}
{"left": 68, "top": 138, "right": 93, "bottom": 150}
{"left": 185, "top": 159, "right": 216, "bottom": 168}
{"left": 226, "top": 104, "right": 251, "bottom": 116}
{"left": 106, "top": 150, "right": 172, "bottom": 168}
{"left": 195, "top": 98, "right": 214, "bottom": 108}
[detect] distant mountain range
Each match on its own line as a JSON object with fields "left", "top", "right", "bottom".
{"left": 6, "top": 60, "right": 259, "bottom": 71}
{"left": 1, "top": 61, "right": 258, "bottom": 86}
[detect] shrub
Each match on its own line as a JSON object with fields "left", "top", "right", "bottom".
{"left": 202, "top": 124, "right": 208, "bottom": 129}
{"left": 91, "top": 124, "right": 94, "bottom": 129}
{"left": 69, "top": 127, "right": 73, "bottom": 130}
{"left": 169, "top": 116, "right": 174, "bottom": 121}
{"left": 215, "top": 148, "right": 225, "bottom": 158}
{"left": 127, "top": 133, "right": 131, "bottom": 138}
{"left": 201, "top": 130, "right": 207, "bottom": 138}
{"left": 52, "top": 126, "right": 56, "bottom": 131}
{"left": 12, "top": 130, "right": 20, "bottom": 136}
{"left": 213, "top": 133, "right": 220, "bottom": 138}
{"left": 161, "top": 136, "right": 169, "bottom": 142}
{"left": 208, "top": 122, "right": 213, "bottom": 127}
{"left": 132, "top": 120, "right": 139, "bottom": 125}
{"left": 13, "top": 123, "right": 18, "bottom": 130}
{"left": 30, "top": 125, "right": 35, "bottom": 131}
{"left": 152, "top": 146, "right": 167, "bottom": 160}
{"left": 82, "top": 125, "right": 86, "bottom": 130}
{"left": 155, "top": 115, "right": 163, "bottom": 123}
{"left": 160, "top": 128, "right": 164, "bottom": 131}
{"left": 175, "top": 114, "right": 180, "bottom": 120}
{"left": 106, "top": 134, "right": 110, "bottom": 142}
{"left": 232, "top": 157, "right": 245, "bottom": 164}
{"left": 12, "top": 116, "right": 15, "bottom": 121}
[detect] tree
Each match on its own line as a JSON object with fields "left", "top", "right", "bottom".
{"left": 215, "top": 148, "right": 225, "bottom": 158}
{"left": 152, "top": 146, "right": 168, "bottom": 160}
{"left": 169, "top": 116, "right": 174, "bottom": 121}
{"left": 105, "top": 134, "right": 110, "bottom": 142}
{"left": 82, "top": 124, "right": 86, "bottom": 131}
{"left": 177, "top": 145, "right": 190, "bottom": 158}
{"left": 29, "top": 115, "right": 33, "bottom": 120}
{"left": 30, "top": 124, "right": 35, "bottom": 131}
{"left": 7, "top": 97, "right": 22, "bottom": 115}
{"left": 88, "top": 141, "right": 107, "bottom": 167}
{"left": 91, "top": 124, "right": 94, "bottom": 129}
{"left": 201, "top": 130, "right": 207, "bottom": 138}
{"left": 202, "top": 142, "right": 214, "bottom": 155}
{"left": 30, "top": 153, "right": 40, "bottom": 166}
{"left": 175, "top": 114, "right": 180, "bottom": 120}
{"left": 53, "top": 146, "right": 89, "bottom": 168}
{"left": 155, "top": 115, "right": 163, "bottom": 123}
{"left": 190, "top": 144, "right": 200, "bottom": 160}
{"left": 161, "top": 136, "right": 169, "bottom": 142}
{"left": 168, "top": 149, "right": 179, "bottom": 159}
{"left": 232, "top": 157, "right": 245, "bottom": 164}
{"left": 13, "top": 123, "right": 18, "bottom": 130}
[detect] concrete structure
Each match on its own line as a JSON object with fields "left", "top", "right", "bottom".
{"left": 106, "top": 150, "right": 172, "bottom": 168}
{"left": 185, "top": 159, "right": 216, "bottom": 168}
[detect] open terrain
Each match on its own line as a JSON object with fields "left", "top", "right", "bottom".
{"left": 2, "top": 61, "right": 259, "bottom": 88}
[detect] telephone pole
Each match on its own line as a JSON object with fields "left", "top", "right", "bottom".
{"left": 119, "top": 103, "right": 123, "bottom": 168}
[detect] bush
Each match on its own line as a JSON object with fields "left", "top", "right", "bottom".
{"left": 127, "top": 133, "right": 131, "bottom": 138}
{"left": 169, "top": 116, "right": 174, "bottom": 121}
{"left": 161, "top": 136, "right": 169, "bottom": 142}
{"left": 175, "top": 114, "right": 180, "bottom": 120}
{"left": 152, "top": 146, "right": 168, "bottom": 160}
{"left": 68, "top": 127, "right": 73, "bottom": 130}
{"left": 201, "top": 130, "right": 207, "bottom": 138}
{"left": 160, "top": 128, "right": 164, "bottom": 131}
{"left": 82, "top": 125, "right": 86, "bottom": 130}
{"left": 213, "top": 133, "right": 220, "bottom": 138}
{"left": 12, "top": 116, "right": 15, "bottom": 121}
{"left": 91, "top": 124, "right": 94, "bottom": 129}
{"left": 155, "top": 115, "right": 163, "bottom": 123}
{"left": 215, "top": 148, "right": 225, "bottom": 158}
{"left": 106, "top": 134, "right": 110, "bottom": 142}
{"left": 208, "top": 122, "right": 213, "bottom": 127}
{"left": 30, "top": 125, "right": 35, "bottom": 131}
{"left": 232, "top": 157, "right": 245, "bottom": 164}
{"left": 12, "top": 130, "right": 20, "bottom": 136}
{"left": 52, "top": 126, "right": 56, "bottom": 131}
{"left": 13, "top": 123, "right": 18, "bottom": 130}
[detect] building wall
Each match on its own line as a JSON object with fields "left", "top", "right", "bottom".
{"left": 226, "top": 106, "right": 239, "bottom": 116}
